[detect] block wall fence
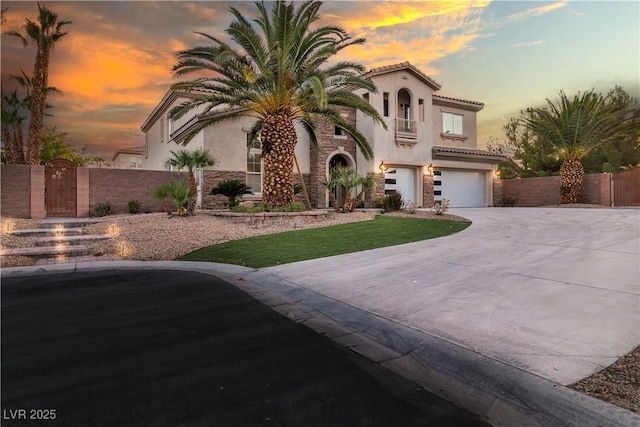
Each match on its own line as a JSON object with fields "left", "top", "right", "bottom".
{"left": 2, "top": 165, "right": 633, "bottom": 219}
{"left": 1, "top": 164, "right": 187, "bottom": 219}
{"left": 501, "top": 173, "right": 613, "bottom": 207}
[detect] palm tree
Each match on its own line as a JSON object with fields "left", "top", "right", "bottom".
{"left": 6, "top": 3, "right": 71, "bottom": 165}
{"left": 164, "top": 148, "right": 216, "bottom": 215}
{"left": 151, "top": 179, "right": 194, "bottom": 217}
{"left": 520, "top": 89, "right": 640, "bottom": 203}
{"left": 211, "top": 179, "right": 252, "bottom": 208}
{"left": 1, "top": 70, "right": 60, "bottom": 164}
{"left": 323, "top": 166, "right": 376, "bottom": 212}
{"left": 170, "top": 0, "right": 386, "bottom": 209}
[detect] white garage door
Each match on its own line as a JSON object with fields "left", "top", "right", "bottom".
{"left": 435, "top": 170, "right": 485, "bottom": 207}
{"left": 385, "top": 168, "right": 415, "bottom": 206}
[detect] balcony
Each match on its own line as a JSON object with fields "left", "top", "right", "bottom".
{"left": 395, "top": 118, "right": 417, "bottom": 147}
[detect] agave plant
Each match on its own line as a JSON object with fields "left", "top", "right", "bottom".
{"left": 152, "top": 179, "right": 194, "bottom": 216}
{"left": 211, "top": 179, "right": 252, "bottom": 208}
{"left": 323, "top": 166, "right": 376, "bottom": 212}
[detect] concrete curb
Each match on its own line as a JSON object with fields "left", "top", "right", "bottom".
{"left": 3, "top": 261, "right": 639, "bottom": 427}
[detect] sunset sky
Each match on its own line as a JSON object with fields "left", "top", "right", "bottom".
{"left": 2, "top": 1, "right": 638, "bottom": 160}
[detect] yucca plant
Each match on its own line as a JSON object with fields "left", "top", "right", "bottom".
{"left": 211, "top": 179, "right": 252, "bottom": 208}
{"left": 152, "top": 179, "right": 194, "bottom": 216}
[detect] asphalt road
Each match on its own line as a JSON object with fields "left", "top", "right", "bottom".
{"left": 2, "top": 269, "right": 491, "bottom": 427}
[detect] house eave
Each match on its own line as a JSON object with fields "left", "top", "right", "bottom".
{"left": 365, "top": 61, "right": 442, "bottom": 91}
{"left": 432, "top": 145, "right": 506, "bottom": 163}
{"left": 140, "top": 90, "right": 200, "bottom": 133}
{"left": 433, "top": 95, "right": 484, "bottom": 112}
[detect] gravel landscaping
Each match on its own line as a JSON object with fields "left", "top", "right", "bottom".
{"left": 1, "top": 209, "right": 638, "bottom": 414}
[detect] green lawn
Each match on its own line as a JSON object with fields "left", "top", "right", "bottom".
{"left": 178, "top": 215, "right": 470, "bottom": 268}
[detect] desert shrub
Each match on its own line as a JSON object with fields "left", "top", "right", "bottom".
{"left": 374, "top": 196, "right": 385, "bottom": 208}
{"left": 127, "top": 199, "right": 141, "bottom": 214}
{"left": 434, "top": 198, "right": 450, "bottom": 215}
{"left": 272, "top": 202, "right": 306, "bottom": 212}
{"left": 403, "top": 201, "right": 416, "bottom": 214}
{"left": 92, "top": 201, "right": 113, "bottom": 217}
{"left": 232, "top": 204, "right": 266, "bottom": 213}
{"left": 231, "top": 202, "right": 306, "bottom": 213}
{"left": 503, "top": 197, "right": 518, "bottom": 207}
{"left": 383, "top": 192, "right": 403, "bottom": 212}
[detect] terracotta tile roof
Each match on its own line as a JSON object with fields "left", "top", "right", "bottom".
{"left": 433, "top": 94, "right": 484, "bottom": 107}
{"left": 433, "top": 145, "right": 506, "bottom": 161}
{"left": 432, "top": 94, "right": 484, "bottom": 111}
{"left": 365, "top": 61, "right": 442, "bottom": 91}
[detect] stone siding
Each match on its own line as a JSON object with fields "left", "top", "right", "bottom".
{"left": 309, "top": 106, "right": 358, "bottom": 208}
{"left": 423, "top": 174, "right": 434, "bottom": 208}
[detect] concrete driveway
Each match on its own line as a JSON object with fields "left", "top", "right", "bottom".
{"left": 3, "top": 207, "right": 638, "bottom": 426}
{"left": 262, "top": 207, "right": 640, "bottom": 386}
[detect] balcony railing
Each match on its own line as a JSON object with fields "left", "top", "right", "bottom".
{"left": 395, "top": 118, "right": 417, "bottom": 140}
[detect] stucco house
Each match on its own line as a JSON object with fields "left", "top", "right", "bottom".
{"left": 140, "top": 61, "right": 504, "bottom": 209}
{"left": 112, "top": 146, "right": 145, "bottom": 169}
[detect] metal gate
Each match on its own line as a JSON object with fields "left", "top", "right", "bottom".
{"left": 613, "top": 168, "right": 640, "bottom": 207}
{"left": 45, "top": 158, "right": 77, "bottom": 217}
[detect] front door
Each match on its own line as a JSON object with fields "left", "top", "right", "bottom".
{"left": 45, "top": 158, "right": 77, "bottom": 217}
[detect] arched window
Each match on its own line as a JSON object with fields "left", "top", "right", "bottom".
{"left": 396, "top": 89, "right": 416, "bottom": 138}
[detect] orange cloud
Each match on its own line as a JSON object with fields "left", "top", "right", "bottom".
{"left": 328, "top": 2, "right": 487, "bottom": 76}
{"left": 326, "top": 1, "right": 491, "bottom": 31}
{"left": 48, "top": 32, "right": 174, "bottom": 110}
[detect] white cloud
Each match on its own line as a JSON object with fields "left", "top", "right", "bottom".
{"left": 506, "top": 1, "right": 568, "bottom": 22}
{"left": 512, "top": 40, "right": 545, "bottom": 48}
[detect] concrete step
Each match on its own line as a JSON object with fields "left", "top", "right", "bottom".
{"left": 10, "top": 228, "right": 85, "bottom": 238}
{"left": 36, "top": 234, "right": 111, "bottom": 247}
{"left": 39, "top": 220, "right": 99, "bottom": 229}
{"left": 1, "top": 245, "right": 90, "bottom": 258}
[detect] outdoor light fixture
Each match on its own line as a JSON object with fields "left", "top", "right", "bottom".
{"left": 427, "top": 163, "right": 434, "bottom": 176}
{"left": 494, "top": 170, "right": 501, "bottom": 179}
{"left": 379, "top": 160, "right": 388, "bottom": 172}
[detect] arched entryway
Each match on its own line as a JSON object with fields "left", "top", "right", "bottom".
{"left": 327, "top": 153, "right": 350, "bottom": 209}
{"left": 45, "top": 158, "right": 77, "bottom": 217}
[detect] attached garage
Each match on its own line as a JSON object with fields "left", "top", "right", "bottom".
{"left": 385, "top": 168, "right": 416, "bottom": 206}
{"left": 434, "top": 170, "right": 486, "bottom": 207}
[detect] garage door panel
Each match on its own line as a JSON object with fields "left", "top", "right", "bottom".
{"left": 385, "top": 168, "right": 415, "bottom": 206}
{"left": 437, "top": 170, "right": 485, "bottom": 208}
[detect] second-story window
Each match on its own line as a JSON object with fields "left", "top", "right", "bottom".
{"left": 168, "top": 114, "right": 174, "bottom": 137}
{"left": 383, "top": 92, "right": 389, "bottom": 117}
{"left": 443, "top": 112, "right": 463, "bottom": 135}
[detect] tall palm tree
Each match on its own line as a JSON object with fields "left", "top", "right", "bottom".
{"left": 6, "top": 3, "right": 71, "bottom": 165}
{"left": 520, "top": 89, "right": 640, "bottom": 203}
{"left": 164, "top": 148, "right": 216, "bottom": 215}
{"left": 1, "top": 70, "right": 60, "bottom": 164}
{"left": 170, "top": 0, "right": 386, "bottom": 209}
